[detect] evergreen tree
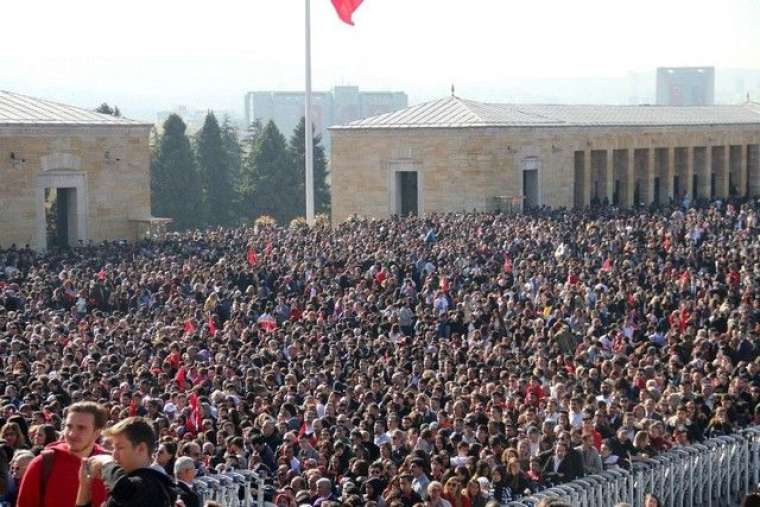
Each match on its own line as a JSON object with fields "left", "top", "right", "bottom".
{"left": 242, "top": 120, "right": 299, "bottom": 224}
{"left": 220, "top": 116, "right": 243, "bottom": 224}
{"left": 95, "top": 103, "right": 121, "bottom": 116}
{"left": 288, "top": 117, "right": 331, "bottom": 215}
{"left": 196, "top": 112, "right": 234, "bottom": 226}
{"left": 151, "top": 114, "right": 203, "bottom": 230}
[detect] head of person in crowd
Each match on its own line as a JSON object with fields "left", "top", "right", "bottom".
{"left": 104, "top": 416, "right": 156, "bottom": 473}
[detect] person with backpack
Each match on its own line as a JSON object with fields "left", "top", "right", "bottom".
{"left": 75, "top": 417, "right": 177, "bottom": 507}
{"left": 17, "top": 402, "right": 109, "bottom": 507}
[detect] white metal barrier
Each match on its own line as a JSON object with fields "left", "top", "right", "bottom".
{"left": 193, "top": 469, "right": 267, "bottom": 506}
{"left": 505, "top": 426, "right": 760, "bottom": 507}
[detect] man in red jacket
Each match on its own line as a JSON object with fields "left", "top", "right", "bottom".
{"left": 17, "top": 401, "right": 109, "bottom": 507}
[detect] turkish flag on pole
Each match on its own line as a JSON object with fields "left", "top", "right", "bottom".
{"left": 246, "top": 248, "right": 257, "bottom": 266}
{"left": 331, "top": 0, "right": 363, "bottom": 25}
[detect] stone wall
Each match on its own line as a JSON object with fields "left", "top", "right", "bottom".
{"left": 0, "top": 125, "right": 152, "bottom": 250}
{"left": 330, "top": 124, "right": 760, "bottom": 223}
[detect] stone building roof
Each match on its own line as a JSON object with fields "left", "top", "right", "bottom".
{"left": 0, "top": 90, "right": 151, "bottom": 127}
{"left": 332, "top": 95, "right": 760, "bottom": 130}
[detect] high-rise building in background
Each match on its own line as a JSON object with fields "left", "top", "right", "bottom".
{"left": 656, "top": 67, "right": 715, "bottom": 106}
{"left": 244, "top": 86, "right": 408, "bottom": 149}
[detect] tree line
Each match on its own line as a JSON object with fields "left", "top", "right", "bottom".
{"left": 150, "top": 112, "right": 330, "bottom": 230}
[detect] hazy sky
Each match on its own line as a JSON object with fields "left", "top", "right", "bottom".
{"left": 3, "top": 0, "right": 759, "bottom": 121}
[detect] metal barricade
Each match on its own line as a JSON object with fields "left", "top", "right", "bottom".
{"left": 193, "top": 469, "right": 267, "bottom": 507}
{"left": 500, "top": 426, "right": 760, "bottom": 507}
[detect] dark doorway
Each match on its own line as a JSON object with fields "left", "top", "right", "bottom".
{"left": 654, "top": 177, "right": 661, "bottom": 205}
{"left": 45, "top": 188, "right": 75, "bottom": 249}
{"left": 693, "top": 175, "right": 699, "bottom": 200}
{"left": 523, "top": 169, "right": 538, "bottom": 209}
{"left": 673, "top": 176, "right": 680, "bottom": 199}
{"left": 397, "top": 171, "right": 418, "bottom": 216}
{"left": 613, "top": 180, "right": 621, "bottom": 206}
{"left": 710, "top": 173, "right": 716, "bottom": 199}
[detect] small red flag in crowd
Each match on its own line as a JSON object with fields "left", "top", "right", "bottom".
{"left": 503, "top": 255, "right": 513, "bottom": 273}
{"left": 247, "top": 248, "right": 257, "bottom": 266}
{"left": 183, "top": 319, "right": 196, "bottom": 335}
{"left": 601, "top": 258, "right": 612, "bottom": 272}
{"left": 208, "top": 319, "right": 217, "bottom": 337}
{"left": 258, "top": 314, "right": 277, "bottom": 333}
{"left": 188, "top": 392, "right": 203, "bottom": 431}
{"left": 175, "top": 366, "right": 187, "bottom": 391}
{"left": 331, "top": 0, "right": 363, "bottom": 25}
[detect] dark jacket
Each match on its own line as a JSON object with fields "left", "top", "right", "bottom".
{"left": 177, "top": 481, "right": 201, "bottom": 507}
{"left": 542, "top": 452, "right": 583, "bottom": 484}
{"left": 100, "top": 463, "right": 178, "bottom": 507}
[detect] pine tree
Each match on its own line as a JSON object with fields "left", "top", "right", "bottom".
{"left": 151, "top": 114, "right": 204, "bottom": 230}
{"left": 241, "top": 120, "right": 299, "bottom": 224}
{"left": 95, "top": 103, "right": 120, "bottom": 116}
{"left": 196, "top": 112, "right": 234, "bottom": 226}
{"left": 288, "top": 117, "right": 331, "bottom": 215}
{"left": 220, "top": 116, "right": 243, "bottom": 224}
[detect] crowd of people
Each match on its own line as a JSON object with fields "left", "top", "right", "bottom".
{"left": 1, "top": 198, "right": 760, "bottom": 507}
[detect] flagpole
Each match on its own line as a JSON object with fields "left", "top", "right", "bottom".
{"left": 304, "top": 0, "right": 315, "bottom": 224}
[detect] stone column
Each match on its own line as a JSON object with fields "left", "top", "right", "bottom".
{"left": 736, "top": 145, "right": 747, "bottom": 197}
{"left": 750, "top": 145, "right": 760, "bottom": 197}
{"left": 605, "top": 150, "right": 614, "bottom": 205}
{"left": 716, "top": 146, "right": 729, "bottom": 198}
{"left": 642, "top": 148, "right": 655, "bottom": 205}
{"left": 583, "top": 149, "right": 592, "bottom": 207}
{"left": 624, "top": 148, "right": 635, "bottom": 208}
{"left": 685, "top": 146, "right": 694, "bottom": 202}
{"left": 664, "top": 147, "right": 675, "bottom": 205}
{"left": 698, "top": 146, "right": 711, "bottom": 200}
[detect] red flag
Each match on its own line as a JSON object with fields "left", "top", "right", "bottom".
{"left": 247, "top": 248, "right": 257, "bottom": 266}
{"left": 208, "top": 319, "right": 217, "bottom": 337}
{"left": 331, "top": 0, "right": 363, "bottom": 25}
{"left": 601, "top": 258, "right": 612, "bottom": 272}
{"left": 188, "top": 392, "right": 203, "bottom": 431}
{"left": 175, "top": 366, "right": 187, "bottom": 391}
{"left": 258, "top": 314, "right": 277, "bottom": 333}
{"left": 503, "top": 256, "right": 513, "bottom": 273}
{"left": 183, "top": 319, "right": 196, "bottom": 335}
{"left": 97, "top": 269, "right": 106, "bottom": 281}
{"left": 439, "top": 276, "right": 449, "bottom": 292}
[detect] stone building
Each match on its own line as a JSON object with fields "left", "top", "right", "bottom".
{"left": 329, "top": 95, "right": 760, "bottom": 223}
{"left": 0, "top": 91, "right": 164, "bottom": 251}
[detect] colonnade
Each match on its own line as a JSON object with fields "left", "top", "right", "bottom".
{"left": 574, "top": 143, "right": 760, "bottom": 207}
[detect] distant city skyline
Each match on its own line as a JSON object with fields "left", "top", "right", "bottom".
{"left": 8, "top": 68, "right": 760, "bottom": 128}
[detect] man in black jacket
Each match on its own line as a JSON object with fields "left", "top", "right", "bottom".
{"left": 75, "top": 417, "right": 178, "bottom": 507}
{"left": 542, "top": 440, "right": 583, "bottom": 485}
{"left": 174, "top": 456, "right": 201, "bottom": 507}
